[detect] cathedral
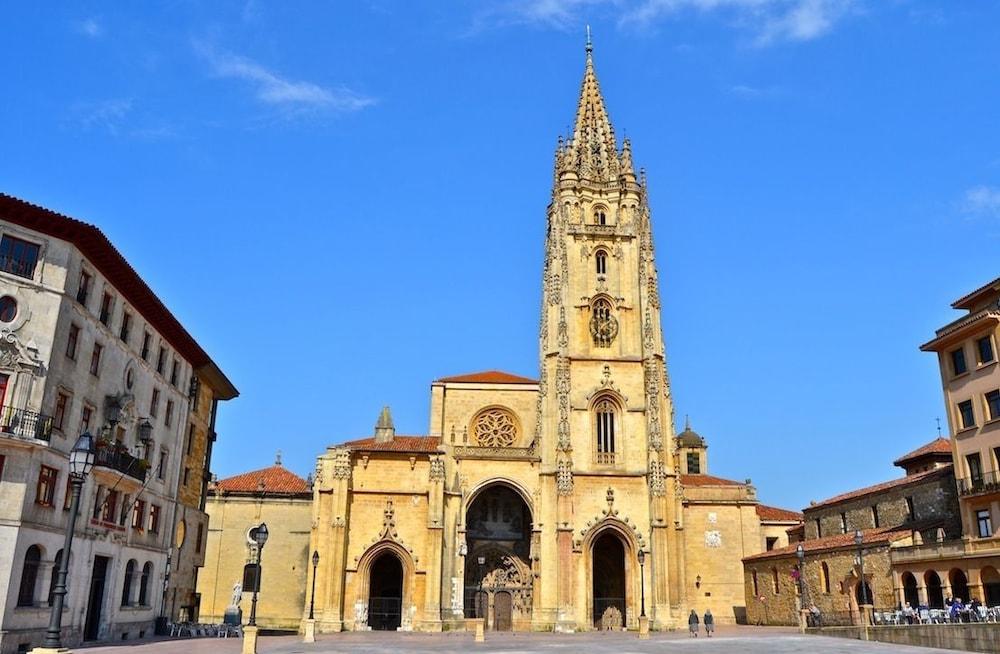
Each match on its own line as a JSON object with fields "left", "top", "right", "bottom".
{"left": 307, "top": 41, "right": 798, "bottom": 633}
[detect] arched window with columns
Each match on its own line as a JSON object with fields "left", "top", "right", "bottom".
{"left": 594, "top": 396, "right": 619, "bottom": 465}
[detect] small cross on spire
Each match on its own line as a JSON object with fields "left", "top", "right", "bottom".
{"left": 275, "top": 449, "right": 282, "bottom": 466}
{"left": 586, "top": 25, "right": 593, "bottom": 53}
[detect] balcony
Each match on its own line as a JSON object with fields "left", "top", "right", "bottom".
{"left": 957, "top": 471, "right": 1000, "bottom": 497}
{"left": 94, "top": 443, "right": 148, "bottom": 483}
{"left": 0, "top": 406, "right": 52, "bottom": 442}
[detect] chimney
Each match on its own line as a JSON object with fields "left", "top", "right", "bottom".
{"left": 374, "top": 406, "right": 395, "bottom": 443}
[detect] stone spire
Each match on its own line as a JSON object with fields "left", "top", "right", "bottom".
{"left": 374, "top": 405, "right": 395, "bottom": 443}
{"left": 563, "top": 30, "right": 620, "bottom": 182}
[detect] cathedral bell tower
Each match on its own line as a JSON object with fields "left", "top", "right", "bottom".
{"left": 536, "top": 34, "right": 683, "bottom": 627}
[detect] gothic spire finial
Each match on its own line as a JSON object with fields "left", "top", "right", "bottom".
{"left": 586, "top": 25, "right": 593, "bottom": 54}
{"left": 685, "top": 414, "right": 691, "bottom": 431}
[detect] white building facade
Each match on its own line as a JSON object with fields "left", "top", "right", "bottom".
{"left": 0, "top": 194, "right": 235, "bottom": 653}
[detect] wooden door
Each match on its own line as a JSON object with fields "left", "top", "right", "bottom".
{"left": 494, "top": 591, "right": 512, "bottom": 631}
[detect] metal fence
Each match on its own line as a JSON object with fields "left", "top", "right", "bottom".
{"left": 0, "top": 405, "right": 52, "bottom": 441}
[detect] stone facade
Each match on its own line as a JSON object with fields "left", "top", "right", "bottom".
{"left": 0, "top": 196, "right": 236, "bottom": 654}
{"left": 197, "top": 466, "right": 312, "bottom": 630}
{"left": 307, "top": 44, "right": 795, "bottom": 634}
{"left": 743, "top": 440, "right": 961, "bottom": 626}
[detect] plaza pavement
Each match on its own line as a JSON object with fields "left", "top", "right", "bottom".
{"left": 75, "top": 626, "right": 962, "bottom": 654}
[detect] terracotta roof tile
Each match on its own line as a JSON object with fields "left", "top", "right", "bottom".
{"left": 215, "top": 465, "right": 311, "bottom": 495}
{"left": 952, "top": 275, "right": 1000, "bottom": 310}
{"left": 680, "top": 474, "right": 747, "bottom": 487}
{"left": 743, "top": 522, "right": 936, "bottom": 562}
{"left": 807, "top": 465, "right": 952, "bottom": 511}
{"left": 756, "top": 504, "right": 803, "bottom": 522}
{"left": 341, "top": 435, "right": 441, "bottom": 453}
{"left": 893, "top": 437, "right": 952, "bottom": 467}
{"left": 435, "top": 370, "right": 538, "bottom": 385}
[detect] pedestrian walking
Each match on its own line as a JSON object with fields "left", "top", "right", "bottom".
{"left": 688, "top": 609, "right": 699, "bottom": 637}
{"left": 703, "top": 609, "right": 714, "bottom": 637}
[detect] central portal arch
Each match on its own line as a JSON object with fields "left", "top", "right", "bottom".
{"left": 591, "top": 532, "right": 626, "bottom": 629}
{"left": 464, "top": 481, "right": 533, "bottom": 630}
{"left": 368, "top": 552, "right": 403, "bottom": 630}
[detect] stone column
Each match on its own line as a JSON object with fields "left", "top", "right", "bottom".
{"left": 917, "top": 583, "right": 927, "bottom": 606}
{"left": 423, "top": 460, "right": 445, "bottom": 630}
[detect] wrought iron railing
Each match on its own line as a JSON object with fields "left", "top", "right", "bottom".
{"left": 593, "top": 596, "right": 625, "bottom": 629}
{"left": 0, "top": 405, "right": 53, "bottom": 441}
{"left": 94, "top": 444, "right": 148, "bottom": 482}
{"left": 0, "top": 255, "right": 36, "bottom": 279}
{"left": 958, "top": 471, "right": 1000, "bottom": 496}
{"left": 368, "top": 597, "right": 402, "bottom": 631}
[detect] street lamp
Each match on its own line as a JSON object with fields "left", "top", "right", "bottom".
{"left": 248, "top": 523, "right": 269, "bottom": 627}
{"left": 796, "top": 543, "right": 805, "bottom": 599}
{"left": 42, "top": 433, "right": 95, "bottom": 649}
{"left": 308, "top": 550, "right": 319, "bottom": 620}
{"left": 854, "top": 530, "right": 868, "bottom": 605}
{"left": 477, "top": 555, "right": 486, "bottom": 619}
{"left": 637, "top": 549, "right": 646, "bottom": 618}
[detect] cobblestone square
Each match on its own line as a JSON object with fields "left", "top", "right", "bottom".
{"left": 76, "top": 628, "right": 961, "bottom": 654}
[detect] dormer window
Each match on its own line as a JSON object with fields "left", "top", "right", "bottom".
{"left": 595, "top": 250, "right": 607, "bottom": 275}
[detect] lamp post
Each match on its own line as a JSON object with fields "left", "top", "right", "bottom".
{"left": 637, "top": 549, "right": 649, "bottom": 639}
{"left": 41, "top": 433, "right": 96, "bottom": 650}
{"left": 796, "top": 543, "right": 806, "bottom": 631}
{"left": 308, "top": 551, "right": 319, "bottom": 620}
{"left": 855, "top": 529, "right": 869, "bottom": 640}
{"left": 475, "top": 555, "right": 487, "bottom": 643}
{"left": 638, "top": 550, "right": 646, "bottom": 618}
{"left": 248, "top": 523, "right": 269, "bottom": 626}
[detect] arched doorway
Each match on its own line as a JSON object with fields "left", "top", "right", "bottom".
{"left": 982, "top": 567, "right": 1000, "bottom": 605}
{"left": 592, "top": 532, "right": 626, "bottom": 630}
{"left": 901, "top": 572, "right": 919, "bottom": 608}
{"left": 464, "top": 482, "right": 533, "bottom": 630}
{"left": 925, "top": 571, "right": 944, "bottom": 609}
{"left": 368, "top": 553, "right": 403, "bottom": 630}
{"left": 949, "top": 569, "right": 969, "bottom": 602}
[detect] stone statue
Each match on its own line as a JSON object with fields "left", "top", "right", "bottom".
{"left": 231, "top": 582, "right": 243, "bottom": 607}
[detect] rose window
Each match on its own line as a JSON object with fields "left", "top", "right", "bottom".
{"left": 474, "top": 409, "right": 518, "bottom": 448}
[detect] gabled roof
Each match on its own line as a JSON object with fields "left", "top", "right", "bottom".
{"left": 680, "top": 474, "right": 746, "bottom": 487}
{"left": 0, "top": 193, "right": 237, "bottom": 398}
{"left": 952, "top": 275, "right": 1000, "bottom": 310}
{"left": 435, "top": 370, "right": 537, "bottom": 385}
{"left": 340, "top": 435, "right": 441, "bottom": 454}
{"left": 215, "top": 465, "right": 310, "bottom": 496}
{"left": 743, "top": 523, "right": 927, "bottom": 562}
{"left": 807, "top": 465, "right": 952, "bottom": 511}
{"left": 756, "top": 504, "right": 803, "bottom": 523}
{"left": 893, "top": 437, "right": 952, "bottom": 468}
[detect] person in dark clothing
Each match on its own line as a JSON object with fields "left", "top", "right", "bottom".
{"left": 703, "top": 609, "right": 714, "bottom": 637}
{"left": 688, "top": 610, "right": 699, "bottom": 637}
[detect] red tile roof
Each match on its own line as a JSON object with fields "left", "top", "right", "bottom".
{"left": 0, "top": 193, "right": 237, "bottom": 398}
{"left": 952, "top": 275, "right": 1000, "bottom": 310}
{"left": 341, "top": 435, "right": 441, "bottom": 453}
{"left": 215, "top": 465, "right": 311, "bottom": 496}
{"left": 893, "top": 437, "right": 952, "bottom": 467}
{"left": 756, "top": 504, "right": 803, "bottom": 522}
{"left": 435, "top": 370, "right": 538, "bottom": 384}
{"left": 743, "top": 523, "right": 929, "bottom": 562}
{"left": 681, "top": 473, "right": 747, "bottom": 487}
{"left": 807, "top": 465, "right": 953, "bottom": 511}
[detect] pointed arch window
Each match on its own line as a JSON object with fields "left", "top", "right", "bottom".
{"left": 595, "top": 250, "right": 607, "bottom": 275}
{"left": 590, "top": 298, "right": 618, "bottom": 348}
{"left": 594, "top": 397, "right": 618, "bottom": 465}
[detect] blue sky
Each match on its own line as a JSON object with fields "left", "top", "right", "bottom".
{"left": 2, "top": 2, "right": 999, "bottom": 512}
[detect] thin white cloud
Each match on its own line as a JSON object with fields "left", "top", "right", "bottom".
{"left": 962, "top": 186, "right": 1000, "bottom": 219}
{"left": 476, "top": 0, "right": 857, "bottom": 45}
{"left": 194, "top": 42, "right": 375, "bottom": 116}
{"left": 76, "top": 18, "right": 104, "bottom": 38}
{"left": 73, "top": 98, "right": 133, "bottom": 134}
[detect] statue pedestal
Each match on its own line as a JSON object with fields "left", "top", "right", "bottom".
{"left": 31, "top": 648, "right": 70, "bottom": 654}
{"left": 638, "top": 616, "right": 650, "bottom": 639}
{"left": 302, "top": 619, "right": 315, "bottom": 643}
{"left": 242, "top": 626, "right": 258, "bottom": 654}
{"left": 474, "top": 620, "right": 485, "bottom": 643}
